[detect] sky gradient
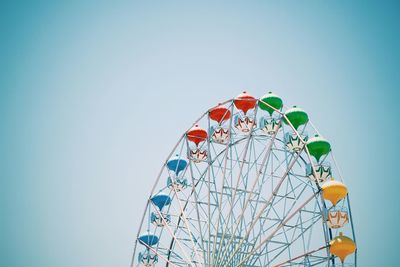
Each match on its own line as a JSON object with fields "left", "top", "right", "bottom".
{"left": 1, "top": 1, "right": 399, "bottom": 266}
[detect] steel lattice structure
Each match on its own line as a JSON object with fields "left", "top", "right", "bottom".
{"left": 131, "top": 92, "right": 357, "bottom": 267}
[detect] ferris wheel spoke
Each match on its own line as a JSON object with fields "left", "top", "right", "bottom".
{"left": 219, "top": 148, "right": 304, "bottom": 267}
{"left": 214, "top": 141, "right": 255, "bottom": 263}
{"left": 210, "top": 141, "right": 240, "bottom": 263}
{"left": 186, "top": 139, "right": 213, "bottom": 265}
{"left": 266, "top": 221, "right": 324, "bottom": 266}
{"left": 190, "top": 166, "right": 225, "bottom": 238}
{"left": 248, "top": 179, "right": 317, "bottom": 264}
{"left": 235, "top": 192, "right": 318, "bottom": 267}
{"left": 175, "top": 190, "right": 202, "bottom": 262}
{"left": 259, "top": 150, "right": 311, "bottom": 224}
{"left": 241, "top": 160, "right": 304, "bottom": 266}
{"left": 213, "top": 122, "right": 258, "bottom": 264}
{"left": 295, "top": 202, "right": 308, "bottom": 253}
{"left": 208, "top": 103, "right": 236, "bottom": 267}
{"left": 215, "top": 125, "right": 281, "bottom": 265}
{"left": 262, "top": 209, "right": 323, "bottom": 266}
{"left": 262, "top": 179, "right": 310, "bottom": 226}
{"left": 204, "top": 115, "right": 214, "bottom": 267}
{"left": 270, "top": 245, "right": 328, "bottom": 267}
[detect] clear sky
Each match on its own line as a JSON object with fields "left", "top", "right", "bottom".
{"left": 1, "top": 1, "right": 399, "bottom": 266}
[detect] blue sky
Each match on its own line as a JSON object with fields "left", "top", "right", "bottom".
{"left": 1, "top": 1, "right": 399, "bottom": 266}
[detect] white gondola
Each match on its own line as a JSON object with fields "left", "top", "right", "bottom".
{"left": 327, "top": 207, "right": 349, "bottom": 229}
{"left": 306, "top": 163, "right": 331, "bottom": 183}
{"left": 167, "top": 177, "right": 188, "bottom": 191}
{"left": 284, "top": 132, "right": 308, "bottom": 152}
{"left": 190, "top": 148, "right": 207, "bottom": 163}
{"left": 150, "top": 211, "right": 171, "bottom": 227}
{"left": 139, "top": 250, "right": 158, "bottom": 267}
{"left": 234, "top": 115, "right": 256, "bottom": 134}
{"left": 211, "top": 126, "right": 229, "bottom": 144}
{"left": 259, "top": 116, "right": 281, "bottom": 135}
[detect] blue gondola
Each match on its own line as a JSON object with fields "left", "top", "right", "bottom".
{"left": 166, "top": 155, "right": 188, "bottom": 175}
{"left": 138, "top": 232, "right": 159, "bottom": 247}
{"left": 151, "top": 193, "right": 172, "bottom": 210}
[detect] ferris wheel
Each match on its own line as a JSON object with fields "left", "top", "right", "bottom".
{"left": 131, "top": 92, "right": 357, "bottom": 267}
